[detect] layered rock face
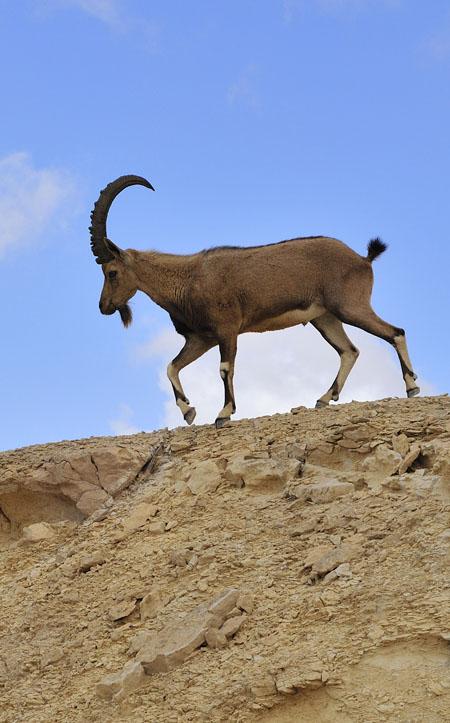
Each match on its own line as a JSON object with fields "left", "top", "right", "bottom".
{"left": 0, "top": 396, "right": 449, "bottom": 722}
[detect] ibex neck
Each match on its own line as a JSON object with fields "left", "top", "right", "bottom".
{"left": 130, "top": 250, "right": 191, "bottom": 311}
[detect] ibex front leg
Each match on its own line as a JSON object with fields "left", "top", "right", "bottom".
{"left": 167, "top": 335, "right": 215, "bottom": 425}
{"left": 215, "top": 336, "right": 237, "bottom": 429}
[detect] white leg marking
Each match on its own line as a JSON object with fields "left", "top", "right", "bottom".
{"left": 393, "top": 335, "right": 414, "bottom": 372}
{"left": 318, "top": 349, "right": 359, "bottom": 404}
{"left": 393, "top": 334, "right": 418, "bottom": 392}
{"left": 220, "top": 361, "right": 230, "bottom": 380}
{"left": 217, "top": 401, "right": 234, "bottom": 419}
{"left": 176, "top": 398, "right": 191, "bottom": 416}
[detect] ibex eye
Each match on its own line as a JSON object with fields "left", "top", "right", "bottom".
{"left": 108, "top": 270, "right": 117, "bottom": 280}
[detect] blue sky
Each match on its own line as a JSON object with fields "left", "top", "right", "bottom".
{"left": 1, "top": 0, "right": 449, "bottom": 451}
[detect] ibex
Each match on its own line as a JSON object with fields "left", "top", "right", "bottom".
{"left": 90, "top": 175, "right": 420, "bottom": 428}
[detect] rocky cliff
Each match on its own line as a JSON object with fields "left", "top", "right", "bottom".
{"left": 0, "top": 395, "right": 449, "bottom": 722}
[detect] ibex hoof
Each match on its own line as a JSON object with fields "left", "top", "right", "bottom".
{"left": 215, "top": 417, "right": 230, "bottom": 429}
{"left": 184, "top": 407, "right": 197, "bottom": 425}
{"left": 315, "top": 400, "right": 328, "bottom": 409}
{"left": 407, "top": 387, "right": 420, "bottom": 398}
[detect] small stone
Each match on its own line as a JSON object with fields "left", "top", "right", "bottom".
{"left": 205, "top": 628, "right": 227, "bottom": 649}
{"left": 148, "top": 520, "right": 166, "bottom": 534}
{"left": 61, "top": 590, "right": 80, "bottom": 604}
{"left": 187, "top": 460, "right": 222, "bottom": 495}
{"left": 128, "top": 630, "right": 154, "bottom": 654}
{"left": 22, "top": 523, "right": 55, "bottom": 543}
{"left": 108, "top": 598, "right": 137, "bottom": 621}
{"left": 78, "top": 552, "right": 107, "bottom": 573}
{"left": 170, "top": 548, "right": 191, "bottom": 567}
{"left": 225, "top": 455, "right": 301, "bottom": 492}
{"left": 428, "top": 682, "right": 445, "bottom": 696}
{"left": 140, "top": 588, "right": 164, "bottom": 621}
{"left": 377, "top": 703, "right": 395, "bottom": 714}
{"left": 250, "top": 674, "right": 277, "bottom": 697}
{"left": 398, "top": 445, "right": 421, "bottom": 475}
{"left": 289, "top": 479, "right": 354, "bottom": 505}
{"left": 41, "top": 647, "right": 64, "bottom": 667}
{"left": 289, "top": 516, "right": 321, "bottom": 536}
{"left": 392, "top": 433, "right": 410, "bottom": 456}
{"left": 310, "top": 544, "right": 357, "bottom": 578}
{"left": 96, "top": 661, "right": 146, "bottom": 701}
{"left": 236, "top": 592, "right": 254, "bottom": 614}
{"left": 362, "top": 445, "right": 402, "bottom": 479}
{"left": 121, "top": 503, "right": 159, "bottom": 534}
{"left": 77, "top": 488, "right": 111, "bottom": 517}
{"left": 220, "top": 615, "right": 245, "bottom": 638}
{"left": 208, "top": 588, "right": 240, "bottom": 617}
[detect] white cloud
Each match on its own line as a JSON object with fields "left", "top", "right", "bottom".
{"left": 424, "top": 15, "right": 450, "bottom": 61}
{"left": 42, "top": 0, "right": 159, "bottom": 49}
{"left": 0, "top": 152, "right": 76, "bottom": 258}
{"left": 227, "top": 65, "right": 260, "bottom": 110}
{"left": 282, "top": 0, "right": 401, "bottom": 22}
{"left": 136, "top": 324, "right": 434, "bottom": 428}
{"left": 64, "top": 0, "right": 121, "bottom": 27}
{"left": 109, "top": 403, "right": 140, "bottom": 435}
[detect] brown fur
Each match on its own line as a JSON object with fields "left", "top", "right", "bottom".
{"left": 92, "top": 177, "right": 419, "bottom": 426}
{"left": 96, "top": 235, "right": 419, "bottom": 425}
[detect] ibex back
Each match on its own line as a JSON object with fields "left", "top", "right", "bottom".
{"left": 90, "top": 176, "right": 419, "bottom": 428}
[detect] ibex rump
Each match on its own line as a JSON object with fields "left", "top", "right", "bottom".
{"left": 90, "top": 176, "right": 419, "bottom": 428}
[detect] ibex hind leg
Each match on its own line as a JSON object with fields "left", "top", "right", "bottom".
{"left": 335, "top": 306, "right": 420, "bottom": 398}
{"left": 167, "top": 335, "right": 215, "bottom": 424}
{"left": 311, "top": 313, "right": 360, "bottom": 408}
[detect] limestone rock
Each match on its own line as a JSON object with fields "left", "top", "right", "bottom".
{"left": 121, "top": 503, "right": 159, "bottom": 534}
{"left": 108, "top": 598, "right": 137, "bottom": 622}
{"left": 392, "top": 433, "right": 410, "bottom": 456}
{"left": 309, "top": 544, "right": 358, "bottom": 579}
{"left": 90, "top": 446, "right": 148, "bottom": 496}
{"left": 249, "top": 674, "right": 277, "bottom": 698}
{"left": 225, "top": 455, "right": 301, "bottom": 491}
{"left": 205, "top": 628, "right": 227, "bottom": 649}
{"left": 76, "top": 488, "right": 111, "bottom": 517}
{"left": 289, "top": 479, "right": 353, "bottom": 504}
{"left": 208, "top": 588, "right": 239, "bottom": 617}
{"left": 140, "top": 588, "right": 164, "bottom": 621}
{"left": 135, "top": 589, "right": 241, "bottom": 673}
{"left": 22, "top": 522, "right": 55, "bottom": 543}
{"left": 236, "top": 592, "right": 254, "bottom": 614}
{"left": 220, "top": 615, "right": 246, "bottom": 638}
{"left": 398, "top": 444, "right": 421, "bottom": 475}
{"left": 96, "top": 660, "right": 146, "bottom": 701}
{"left": 137, "top": 612, "right": 211, "bottom": 673}
{"left": 186, "top": 460, "right": 222, "bottom": 495}
{"left": 78, "top": 552, "right": 106, "bottom": 573}
{"left": 362, "top": 444, "right": 402, "bottom": 480}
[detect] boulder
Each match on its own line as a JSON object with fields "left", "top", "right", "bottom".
{"left": 225, "top": 455, "right": 301, "bottom": 491}
{"left": 186, "top": 460, "right": 222, "bottom": 495}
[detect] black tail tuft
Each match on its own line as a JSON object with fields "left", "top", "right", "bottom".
{"left": 367, "top": 237, "right": 387, "bottom": 262}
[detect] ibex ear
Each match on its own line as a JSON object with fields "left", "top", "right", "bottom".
{"left": 104, "top": 238, "right": 124, "bottom": 260}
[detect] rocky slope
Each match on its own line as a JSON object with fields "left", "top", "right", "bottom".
{"left": 0, "top": 395, "right": 449, "bottom": 722}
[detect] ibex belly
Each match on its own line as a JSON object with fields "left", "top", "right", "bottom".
{"left": 245, "top": 303, "right": 325, "bottom": 333}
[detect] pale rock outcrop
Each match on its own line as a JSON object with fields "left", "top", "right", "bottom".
{"left": 225, "top": 455, "right": 301, "bottom": 491}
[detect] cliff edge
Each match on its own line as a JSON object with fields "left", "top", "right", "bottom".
{"left": 0, "top": 395, "right": 449, "bottom": 722}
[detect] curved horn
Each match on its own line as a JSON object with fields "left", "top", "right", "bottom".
{"left": 89, "top": 175, "right": 155, "bottom": 264}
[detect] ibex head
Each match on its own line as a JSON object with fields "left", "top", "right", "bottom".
{"left": 90, "top": 175, "right": 154, "bottom": 327}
